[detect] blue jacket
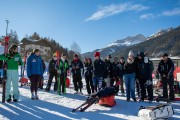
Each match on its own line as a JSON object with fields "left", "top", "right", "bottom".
{"left": 27, "top": 53, "right": 43, "bottom": 77}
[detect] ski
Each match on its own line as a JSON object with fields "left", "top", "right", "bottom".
{"left": 2, "top": 36, "right": 10, "bottom": 103}
{"left": 80, "top": 97, "right": 99, "bottom": 112}
{"left": 71, "top": 97, "right": 95, "bottom": 112}
{"left": 56, "top": 51, "right": 61, "bottom": 95}
{"left": 20, "top": 52, "right": 28, "bottom": 87}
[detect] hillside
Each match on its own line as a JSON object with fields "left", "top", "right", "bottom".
{"left": 113, "top": 26, "right": 180, "bottom": 58}
{"left": 82, "top": 34, "right": 146, "bottom": 59}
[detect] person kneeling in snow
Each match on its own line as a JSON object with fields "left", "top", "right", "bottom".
{"left": 90, "top": 81, "right": 120, "bottom": 107}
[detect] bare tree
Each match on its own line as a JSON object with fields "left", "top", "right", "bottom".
{"left": 70, "top": 41, "right": 81, "bottom": 54}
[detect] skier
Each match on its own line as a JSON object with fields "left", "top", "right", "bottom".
{"left": 111, "top": 57, "right": 120, "bottom": 94}
{"left": 158, "top": 53, "right": 175, "bottom": 101}
{"left": 124, "top": 51, "right": 138, "bottom": 102}
{"left": 137, "top": 52, "right": 153, "bottom": 102}
{"left": 118, "top": 57, "right": 125, "bottom": 95}
{"left": 84, "top": 58, "right": 94, "bottom": 95}
{"left": 71, "top": 54, "right": 83, "bottom": 94}
{"left": 27, "top": 49, "right": 44, "bottom": 100}
{"left": 0, "top": 45, "right": 23, "bottom": 102}
{"left": 45, "top": 53, "right": 58, "bottom": 92}
{"left": 93, "top": 52, "right": 105, "bottom": 92}
{"left": 104, "top": 55, "right": 113, "bottom": 87}
{"left": 58, "top": 53, "right": 69, "bottom": 95}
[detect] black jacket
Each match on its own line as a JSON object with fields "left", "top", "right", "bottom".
{"left": 112, "top": 62, "right": 120, "bottom": 77}
{"left": 104, "top": 59, "right": 113, "bottom": 78}
{"left": 158, "top": 58, "right": 174, "bottom": 78}
{"left": 124, "top": 58, "right": 138, "bottom": 75}
{"left": 84, "top": 63, "right": 93, "bottom": 76}
{"left": 137, "top": 59, "right": 152, "bottom": 80}
{"left": 118, "top": 62, "right": 125, "bottom": 77}
{"left": 71, "top": 59, "right": 83, "bottom": 75}
{"left": 93, "top": 59, "right": 105, "bottom": 78}
{"left": 48, "top": 59, "right": 57, "bottom": 73}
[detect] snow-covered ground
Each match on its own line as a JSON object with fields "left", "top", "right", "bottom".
{"left": 0, "top": 80, "right": 180, "bottom": 120}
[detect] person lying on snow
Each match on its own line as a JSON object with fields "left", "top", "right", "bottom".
{"left": 88, "top": 81, "right": 120, "bottom": 107}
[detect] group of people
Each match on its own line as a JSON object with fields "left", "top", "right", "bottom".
{"left": 0, "top": 44, "right": 175, "bottom": 102}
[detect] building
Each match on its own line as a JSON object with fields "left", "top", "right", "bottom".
{"left": 20, "top": 38, "right": 52, "bottom": 61}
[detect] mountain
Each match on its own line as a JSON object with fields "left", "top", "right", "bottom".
{"left": 82, "top": 34, "right": 147, "bottom": 59}
{"left": 112, "top": 26, "right": 180, "bottom": 58}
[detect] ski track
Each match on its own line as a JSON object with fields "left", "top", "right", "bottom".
{"left": 0, "top": 85, "right": 180, "bottom": 120}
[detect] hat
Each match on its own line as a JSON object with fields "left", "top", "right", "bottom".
{"left": 162, "top": 53, "right": 168, "bottom": 57}
{"left": 138, "top": 52, "right": 144, "bottom": 58}
{"left": 61, "top": 53, "right": 66, "bottom": 56}
{"left": 120, "top": 57, "right": 124, "bottom": 60}
{"left": 74, "top": 54, "right": 78, "bottom": 57}
{"left": 128, "top": 51, "right": 134, "bottom": 56}
{"left": 53, "top": 52, "right": 57, "bottom": 57}
{"left": 94, "top": 52, "right": 100, "bottom": 57}
{"left": 107, "top": 55, "right": 112, "bottom": 59}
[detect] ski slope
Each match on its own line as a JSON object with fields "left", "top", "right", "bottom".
{"left": 1, "top": 81, "right": 180, "bottom": 120}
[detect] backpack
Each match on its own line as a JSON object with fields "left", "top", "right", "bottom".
{"left": 138, "top": 104, "right": 174, "bottom": 120}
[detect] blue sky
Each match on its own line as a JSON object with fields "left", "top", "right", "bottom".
{"left": 0, "top": 0, "right": 180, "bottom": 53}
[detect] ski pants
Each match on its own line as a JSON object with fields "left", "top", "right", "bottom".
{"left": 46, "top": 72, "right": 58, "bottom": 91}
{"left": 59, "top": 74, "right": 66, "bottom": 93}
{"left": 30, "top": 75, "right": 41, "bottom": 93}
{"left": 162, "top": 77, "right": 175, "bottom": 100}
{"left": 85, "top": 75, "right": 94, "bottom": 94}
{"left": 6, "top": 70, "right": 19, "bottom": 100}
{"left": 73, "top": 74, "right": 82, "bottom": 92}
{"left": 93, "top": 77, "right": 103, "bottom": 92}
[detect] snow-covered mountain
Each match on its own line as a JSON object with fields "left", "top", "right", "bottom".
{"left": 82, "top": 34, "right": 147, "bottom": 59}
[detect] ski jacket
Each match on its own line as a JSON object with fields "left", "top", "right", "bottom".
{"left": 124, "top": 58, "right": 138, "bottom": 75}
{"left": 71, "top": 59, "right": 83, "bottom": 75}
{"left": 104, "top": 60, "right": 113, "bottom": 78}
{"left": 27, "top": 53, "right": 43, "bottom": 77}
{"left": 118, "top": 62, "right": 125, "bottom": 77}
{"left": 158, "top": 58, "right": 174, "bottom": 78}
{"left": 112, "top": 62, "right": 120, "bottom": 78}
{"left": 0, "top": 53, "right": 23, "bottom": 70}
{"left": 58, "top": 59, "right": 69, "bottom": 76}
{"left": 137, "top": 59, "right": 152, "bottom": 81}
{"left": 93, "top": 59, "right": 105, "bottom": 78}
{"left": 48, "top": 59, "right": 57, "bottom": 73}
{"left": 84, "top": 63, "right": 93, "bottom": 76}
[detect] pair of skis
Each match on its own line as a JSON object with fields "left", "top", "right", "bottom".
{"left": 2, "top": 36, "right": 10, "bottom": 103}
{"left": 56, "top": 51, "right": 66, "bottom": 95}
{"left": 72, "top": 97, "right": 99, "bottom": 112}
{"left": 20, "top": 52, "right": 28, "bottom": 87}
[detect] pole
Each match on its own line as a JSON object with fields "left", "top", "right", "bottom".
{"left": 5, "top": 20, "right": 9, "bottom": 36}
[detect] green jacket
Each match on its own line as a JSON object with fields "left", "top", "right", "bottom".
{"left": 0, "top": 53, "right": 23, "bottom": 70}
{"left": 59, "top": 59, "right": 69, "bottom": 75}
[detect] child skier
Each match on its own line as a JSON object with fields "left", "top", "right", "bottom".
{"left": 0, "top": 45, "right": 23, "bottom": 102}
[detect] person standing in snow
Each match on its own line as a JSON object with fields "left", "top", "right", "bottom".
{"left": 71, "top": 54, "right": 83, "bottom": 94}
{"left": 124, "top": 51, "right": 138, "bottom": 102}
{"left": 137, "top": 52, "right": 153, "bottom": 102}
{"left": 0, "top": 45, "right": 23, "bottom": 102}
{"left": 158, "top": 53, "right": 175, "bottom": 101}
{"left": 27, "top": 49, "right": 43, "bottom": 100}
{"left": 93, "top": 52, "right": 105, "bottom": 92}
{"left": 84, "top": 58, "right": 94, "bottom": 95}
{"left": 118, "top": 57, "right": 125, "bottom": 95}
{"left": 58, "top": 53, "right": 69, "bottom": 94}
{"left": 45, "top": 54, "right": 58, "bottom": 92}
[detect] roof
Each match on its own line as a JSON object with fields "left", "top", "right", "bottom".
{"left": 21, "top": 38, "right": 51, "bottom": 47}
{"left": 150, "top": 56, "right": 180, "bottom": 61}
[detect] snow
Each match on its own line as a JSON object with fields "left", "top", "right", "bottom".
{"left": 1, "top": 80, "right": 180, "bottom": 120}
